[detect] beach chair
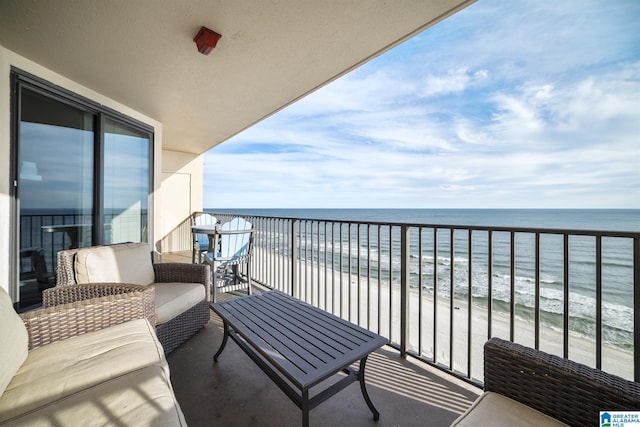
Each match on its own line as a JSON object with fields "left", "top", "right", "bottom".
{"left": 192, "top": 212, "right": 217, "bottom": 263}
{"left": 202, "top": 217, "right": 254, "bottom": 302}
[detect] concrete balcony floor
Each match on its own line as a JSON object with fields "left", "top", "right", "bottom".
{"left": 162, "top": 252, "right": 481, "bottom": 426}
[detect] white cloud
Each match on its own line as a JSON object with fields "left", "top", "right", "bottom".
{"left": 420, "top": 68, "right": 488, "bottom": 98}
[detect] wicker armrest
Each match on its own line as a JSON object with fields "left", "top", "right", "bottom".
{"left": 43, "top": 283, "right": 154, "bottom": 309}
{"left": 153, "top": 262, "right": 210, "bottom": 299}
{"left": 22, "top": 284, "right": 156, "bottom": 350}
{"left": 484, "top": 337, "right": 640, "bottom": 426}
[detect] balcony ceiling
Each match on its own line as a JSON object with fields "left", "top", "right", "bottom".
{"left": 0, "top": 0, "right": 473, "bottom": 155}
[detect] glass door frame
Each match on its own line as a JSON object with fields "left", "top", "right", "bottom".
{"left": 9, "top": 68, "right": 154, "bottom": 305}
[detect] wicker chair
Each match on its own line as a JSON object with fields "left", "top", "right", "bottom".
{"left": 453, "top": 337, "right": 640, "bottom": 426}
{"left": 2, "top": 284, "right": 186, "bottom": 425}
{"left": 56, "top": 244, "right": 211, "bottom": 354}
{"left": 22, "top": 283, "right": 155, "bottom": 349}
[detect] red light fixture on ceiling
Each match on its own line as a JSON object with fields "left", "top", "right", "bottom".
{"left": 193, "top": 26, "right": 221, "bottom": 55}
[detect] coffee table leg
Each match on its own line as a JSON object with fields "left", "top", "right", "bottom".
{"left": 213, "top": 321, "right": 230, "bottom": 362}
{"left": 302, "top": 389, "right": 309, "bottom": 427}
{"left": 358, "top": 356, "right": 380, "bottom": 421}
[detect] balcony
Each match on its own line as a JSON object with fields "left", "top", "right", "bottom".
{"left": 156, "top": 210, "right": 639, "bottom": 424}
{"left": 15, "top": 209, "right": 639, "bottom": 424}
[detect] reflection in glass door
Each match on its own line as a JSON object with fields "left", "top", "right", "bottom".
{"left": 18, "top": 89, "right": 94, "bottom": 307}
{"left": 103, "top": 118, "right": 150, "bottom": 244}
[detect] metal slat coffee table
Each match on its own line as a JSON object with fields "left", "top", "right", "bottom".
{"left": 210, "top": 290, "right": 388, "bottom": 427}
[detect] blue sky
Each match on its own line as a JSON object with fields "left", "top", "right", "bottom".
{"left": 204, "top": 0, "right": 640, "bottom": 209}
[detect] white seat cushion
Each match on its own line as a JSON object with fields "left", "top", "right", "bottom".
{"left": 154, "top": 282, "right": 206, "bottom": 324}
{"left": 0, "top": 319, "right": 166, "bottom": 423}
{"left": 3, "top": 365, "right": 186, "bottom": 426}
{"left": 74, "top": 243, "right": 155, "bottom": 285}
{"left": 0, "top": 287, "right": 28, "bottom": 396}
{"left": 451, "top": 392, "right": 569, "bottom": 427}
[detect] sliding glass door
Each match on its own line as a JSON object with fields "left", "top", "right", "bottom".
{"left": 12, "top": 71, "right": 153, "bottom": 308}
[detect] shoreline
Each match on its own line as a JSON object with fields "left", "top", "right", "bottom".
{"left": 253, "top": 247, "right": 634, "bottom": 381}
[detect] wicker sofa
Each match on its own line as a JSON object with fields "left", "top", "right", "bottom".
{"left": 56, "top": 242, "right": 210, "bottom": 354}
{"left": 452, "top": 337, "right": 640, "bottom": 426}
{"left": 0, "top": 284, "right": 186, "bottom": 426}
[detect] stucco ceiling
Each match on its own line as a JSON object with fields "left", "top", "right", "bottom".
{"left": 0, "top": 0, "right": 474, "bottom": 154}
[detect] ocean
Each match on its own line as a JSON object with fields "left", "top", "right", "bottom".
{"left": 209, "top": 208, "right": 639, "bottom": 352}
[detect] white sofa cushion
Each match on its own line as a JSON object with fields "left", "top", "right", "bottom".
{"left": 451, "top": 392, "right": 569, "bottom": 427}
{"left": 0, "top": 287, "right": 28, "bottom": 397}
{"left": 74, "top": 243, "right": 155, "bottom": 285}
{"left": 0, "top": 319, "right": 166, "bottom": 423}
{"left": 3, "top": 365, "right": 186, "bottom": 426}
{"left": 154, "top": 282, "right": 206, "bottom": 324}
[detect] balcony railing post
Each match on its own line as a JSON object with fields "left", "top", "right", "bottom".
{"left": 291, "top": 219, "right": 298, "bottom": 299}
{"left": 635, "top": 236, "right": 639, "bottom": 382}
{"left": 400, "top": 225, "right": 410, "bottom": 357}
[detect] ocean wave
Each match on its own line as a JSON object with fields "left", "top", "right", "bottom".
{"left": 285, "top": 228, "right": 635, "bottom": 349}
{"left": 414, "top": 267, "right": 632, "bottom": 348}
{"left": 465, "top": 295, "right": 633, "bottom": 350}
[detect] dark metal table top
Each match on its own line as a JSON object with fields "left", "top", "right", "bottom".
{"left": 210, "top": 290, "right": 388, "bottom": 390}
